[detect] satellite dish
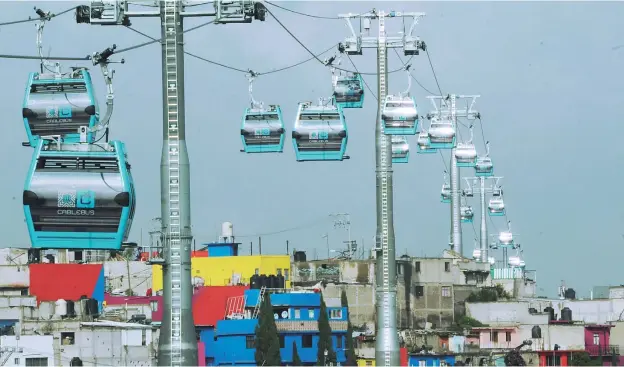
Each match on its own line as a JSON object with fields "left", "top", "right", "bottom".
{"left": 273, "top": 313, "right": 278, "bottom": 320}
{"left": 281, "top": 311, "right": 288, "bottom": 319}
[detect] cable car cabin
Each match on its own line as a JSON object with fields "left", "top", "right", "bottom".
{"left": 440, "top": 183, "right": 451, "bottom": 203}
{"left": 428, "top": 118, "right": 456, "bottom": 149}
{"left": 381, "top": 95, "right": 419, "bottom": 135}
{"left": 498, "top": 231, "right": 513, "bottom": 245}
{"left": 488, "top": 197, "right": 505, "bottom": 216}
{"left": 416, "top": 131, "right": 437, "bottom": 154}
{"left": 391, "top": 136, "right": 409, "bottom": 164}
{"left": 292, "top": 102, "right": 347, "bottom": 162}
{"left": 461, "top": 206, "right": 474, "bottom": 223}
{"left": 333, "top": 74, "right": 364, "bottom": 109}
{"left": 492, "top": 187, "right": 503, "bottom": 197}
{"left": 455, "top": 142, "right": 477, "bottom": 167}
{"left": 23, "top": 139, "right": 135, "bottom": 250}
{"left": 23, "top": 69, "right": 98, "bottom": 147}
{"left": 475, "top": 156, "right": 494, "bottom": 177}
{"left": 240, "top": 105, "right": 285, "bottom": 153}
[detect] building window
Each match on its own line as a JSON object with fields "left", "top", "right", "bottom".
{"left": 246, "top": 335, "right": 255, "bottom": 349}
{"left": 444, "top": 262, "right": 450, "bottom": 272}
{"left": 397, "top": 264, "right": 402, "bottom": 275}
{"left": 142, "top": 329, "right": 147, "bottom": 346}
{"left": 25, "top": 358, "right": 48, "bottom": 366}
{"left": 330, "top": 309, "right": 343, "bottom": 319}
{"left": 366, "top": 361, "right": 373, "bottom": 366}
{"left": 415, "top": 261, "right": 421, "bottom": 273}
{"left": 277, "top": 268, "right": 282, "bottom": 276}
{"left": 284, "top": 269, "right": 289, "bottom": 281}
{"left": 337, "top": 336, "right": 343, "bottom": 348}
{"left": 14, "top": 358, "right": 19, "bottom": 365}
{"left": 254, "top": 268, "right": 259, "bottom": 275}
{"left": 506, "top": 331, "right": 511, "bottom": 342}
{"left": 302, "top": 335, "right": 313, "bottom": 348}
{"left": 279, "top": 335, "right": 285, "bottom": 348}
{"left": 594, "top": 333, "right": 600, "bottom": 345}
{"left": 294, "top": 308, "right": 301, "bottom": 319}
{"left": 61, "top": 332, "right": 75, "bottom": 345}
{"left": 309, "top": 309, "right": 315, "bottom": 319}
{"left": 490, "top": 331, "right": 498, "bottom": 343}
{"left": 418, "top": 361, "right": 426, "bottom": 367}
{"left": 150, "top": 300, "right": 158, "bottom": 312}
{"left": 415, "top": 285, "right": 424, "bottom": 297}
{"left": 441, "top": 286, "right": 451, "bottom": 297}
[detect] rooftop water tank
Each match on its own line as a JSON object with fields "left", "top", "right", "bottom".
{"left": 221, "top": 222, "right": 234, "bottom": 240}
{"left": 532, "top": 325, "right": 542, "bottom": 339}
{"left": 561, "top": 307, "right": 572, "bottom": 321}
{"left": 544, "top": 306, "right": 555, "bottom": 322}
{"left": 294, "top": 251, "right": 307, "bottom": 262}
{"left": 55, "top": 299, "right": 67, "bottom": 317}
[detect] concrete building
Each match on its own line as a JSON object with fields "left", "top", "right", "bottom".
{"left": 199, "top": 289, "right": 348, "bottom": 365}
{"left": 0, "top": 335, "right": 54, "bottom": 366}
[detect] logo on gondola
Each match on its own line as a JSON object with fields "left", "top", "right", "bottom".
{"left": 309, "top": 131, "right": 329, "bottom": 141}
{"left": 46, "top": 105, "right": 72, "bottom": 122}
{"left": 57, "top": 190, "right": 95, "bottom": 216}
{"left": 254, "top": 128, "right": 270, "bottom": 137}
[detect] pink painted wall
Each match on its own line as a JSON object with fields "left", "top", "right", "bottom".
{"left": 476, "top": 328, "right": 521, "bottom": 349}
{"left": 198, "top": 342, "right": 206, "bottom": 366}
{"left": 584, "top": 325, "right": 611, "bottom": 347}
{"left": 104, "top": 294, "right": 163, "bottom": 322}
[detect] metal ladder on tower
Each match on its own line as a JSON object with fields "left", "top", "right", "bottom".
{"left": 164, "top": 1, "right": 182, "bottom": 365}
{"left": 252, "top": 286, "right": 266, "bottom": 319}
{"left": 378, "top": 11, "right": 392, "bottom": 367}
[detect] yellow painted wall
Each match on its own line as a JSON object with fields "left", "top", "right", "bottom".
{"left": 357, "top": 358, "right": 375, "bottom": 366}
{"left": 152, "top": 255, "right": 291, "bottom": 291}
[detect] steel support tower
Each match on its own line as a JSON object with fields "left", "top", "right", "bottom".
{"left": 464, "top": 176, "right": 503, "bottom": 262}
{"left": 338, "top": 10, "right": 425, "bottom": 366}
{"left": 76, "top": 2, "right": 265, "bottom": 365}
{"left": 426, "top": 94, "right": 480, "bottom": 257}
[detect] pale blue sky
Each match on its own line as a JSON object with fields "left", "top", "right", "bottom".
{"left": 1, "top": 1, "right": 622, "bottom": 297}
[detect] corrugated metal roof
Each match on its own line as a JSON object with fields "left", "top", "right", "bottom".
{"left": 192, "top": 286, "right": 248, "bottom": 326}
{"left": 29, "top": 264, "right": 104, "bottom": 304}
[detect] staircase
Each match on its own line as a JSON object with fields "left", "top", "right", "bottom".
{"left": 164, "top": 1, "right": 182, "bottom": 365}
{"left": 252, "top": 286, "right": 266, "bottom": 319}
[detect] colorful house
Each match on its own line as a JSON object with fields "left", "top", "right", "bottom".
{"left": 199, "top": 289, "right": 348, "bottom": 365}
{"left": 152, "top": 242, "right": 290, "bottom": 290}
{"left": 408, "top": 353, "right": 456, "bottom": 366}
{"left": 584, "top": 324, "right": 618, "bottom": 364}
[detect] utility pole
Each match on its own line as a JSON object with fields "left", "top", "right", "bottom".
{"left": 426, "top": 94, "right": 480, "bottom": 257}
{"left": 464, "top": 176, "right": 503, "bottom": 263}
{"left": 338, "top": 10, "right": 425, "bottom": 366}
{"left": 75, "top": 2, "right": 266, "bottom": 366}
{"left": 330, "top": 213, "right": 353, "bottom": 258}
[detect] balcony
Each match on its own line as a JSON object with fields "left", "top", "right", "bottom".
{"left": 586, "top": 345, "right": 620, "bottom": 356}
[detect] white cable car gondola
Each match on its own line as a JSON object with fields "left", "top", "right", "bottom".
{"left": 391, "top": 135, "right": 409, "bottom": 164}
{"left": 488, "top": 197, "right": 505, "bottom": 216}
{"left": 241, "top": 72, "right": 285, "bottom": 153}
{"left": 498, "top": 231, "right": 513, "bottom": 245}
{"left": 428, "top": 116, "right": 456, "bottom": 149}
{"left": 441, "top": 183, "right": 451, "bottom": 203}
{"left": 292, "top": 99, "right": 347, "bottom": 162}
{"left": 333, "top": 73, "right": 364, "bottom": 109}
{"left": 460, "top": 206, "right": 474, "bottom": 223}
{"left": 416, "top": 130, "right": 437, "bottom": 154}
{"left": 382, "top": 66, "right": 418, "bottom": 135}
{"left": 455, "top": 126, "right": 477, "bottom": 167}
{"left": 475, "top": 141, "right": 494, "bottom": 177}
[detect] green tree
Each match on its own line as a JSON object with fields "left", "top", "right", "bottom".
{"left": 341, "top": 290, "right": 358, "bottom": 366}
{"left": 254, "top": 292, "right": 282, "bottom": 366}
{"left": 317, "top": 293, "right": 337, "bottom": 366}
{"left": 570, "top": 352, "right": 602, "bottom": 366}
{"left": 292, "top": 341, "right": 302, "bottom": 366}
{"left": 504, "top": 350, "right": 526, "bottom": 366}
{"left": 466, "top": 284, "right": 512, "bottom": 302}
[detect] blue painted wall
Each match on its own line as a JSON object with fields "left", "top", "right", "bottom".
{"left": 198, "top": 327, "right": 216, "bottom": 365}
{"left": 205, "top": 243, "right": 239, "bottom": 257}
{"left": 409, "top": 354, "right": 456, "bottom": 366}
{"left": 206, "top": 292, "right": 348, "bottom": 366}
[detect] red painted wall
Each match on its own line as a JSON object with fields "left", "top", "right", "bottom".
{"left": 192, "top": 286, "right": 248, "bottom": 326}
{"left": 400, "top": 347, "right": 408, "bottom": 366}
{"left": 29, "top": 264, "right": 102, "bottom": 304}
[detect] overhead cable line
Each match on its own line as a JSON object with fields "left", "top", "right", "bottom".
{"left": 126, "top": 25, "right": 336, "bottom": 75}
{"left": 0, "top": 6, "right": 74, "bottom": 26}
{"left": 346, "top": 54, "right": 377, "bottom": 101}
{"left": 392, "top": 47, "right": 436, "bottom": 95}
{"left": 264, "top": 6, "right": 406, "bottom": 76}
{"left": 264, "top": 1, "right": 340, "bottom": 19}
